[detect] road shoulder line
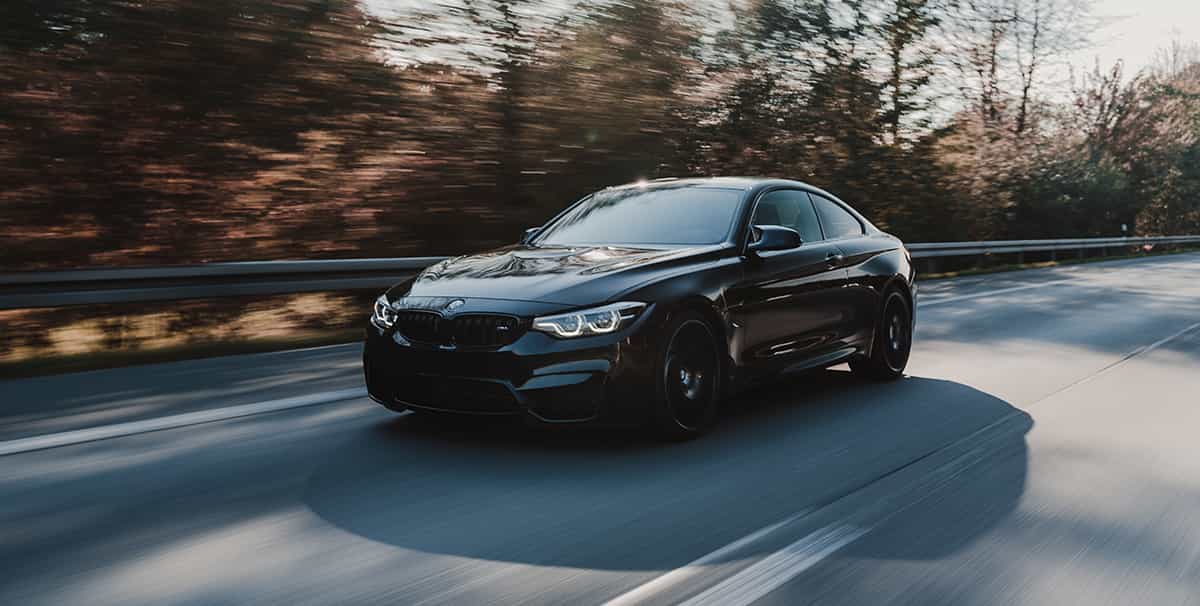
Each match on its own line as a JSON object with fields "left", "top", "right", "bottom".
{"left": 0, "top": 387, "right": 368, "bottom": 456}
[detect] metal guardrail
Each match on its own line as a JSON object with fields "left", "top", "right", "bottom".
{"left": 0, "top": 258, "right": 442, "bottom": 310}
{"left": 905, "top": 235, "right": 1200, "bottom": 258}
{"left": 2, "top": 237, "right": 1198, "bottom": 310}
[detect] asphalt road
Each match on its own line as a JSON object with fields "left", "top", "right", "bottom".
{"left": 2, "top": 253, "right": 1199, "bottom": 605}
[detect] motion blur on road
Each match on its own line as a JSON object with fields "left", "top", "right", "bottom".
{"left": 4, "top": 0, "right": 1200, "bottom": 605}
{"left": 4, "top": 255, "right": 1200, "bottom": 605}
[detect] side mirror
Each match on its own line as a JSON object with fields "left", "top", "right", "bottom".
{"left": 748, "top": 225, "right": 802, "bottom": 254}
{"left": 521, "top": 227, "right": 541, "bottom": 244}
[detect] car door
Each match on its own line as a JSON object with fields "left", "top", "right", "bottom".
{"left": 727, "top": 189, "right": 854, "bottom": 377}
{"left": 808, "top": 192, "right": 880, "bottom": 348}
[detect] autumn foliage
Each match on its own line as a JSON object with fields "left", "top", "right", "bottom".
{"left": 2, "top": 0, "right": 1199, "bottom": 273}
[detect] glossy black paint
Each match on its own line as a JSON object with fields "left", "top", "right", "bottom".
{"left": 363, "top": 177, "right": 915, "bottom": 426}
{"left": 747, "top": 225, "right": 803, "bottom": 253}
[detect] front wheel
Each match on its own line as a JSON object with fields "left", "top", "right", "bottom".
{"left": 850, "top": 289, "right": 912, "bottom": 381}
{"left": 652, "top": 312, "right": 722, "bottom": 441}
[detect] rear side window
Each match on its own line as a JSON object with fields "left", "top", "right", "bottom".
{"left": 751, "top": 190, "right": 823, "bottom": 243}
{"left": 809, "top": 194, "right": 863, "bottom": 239}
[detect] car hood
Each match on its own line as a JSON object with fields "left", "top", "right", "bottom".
{"left": 388, "top": 243, "right": 729, "bottom": 307}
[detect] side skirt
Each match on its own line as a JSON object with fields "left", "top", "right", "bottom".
{"left": 779, "top": 347, "right": 859, "bottom": 375}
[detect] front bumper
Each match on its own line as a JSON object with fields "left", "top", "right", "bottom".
{"left": 362, "top": 310, "right": 659, "bottom": 425}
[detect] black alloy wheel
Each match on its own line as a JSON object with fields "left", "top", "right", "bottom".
{"left": 655, "top": 312, "right": 721, "bottom": 440}
{"left": 850, "top": 289, "right": 912, "bottom": 380}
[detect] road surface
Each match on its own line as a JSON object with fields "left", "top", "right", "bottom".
{"left": 2, "top": 253, "right": 1199, "bottom": 605}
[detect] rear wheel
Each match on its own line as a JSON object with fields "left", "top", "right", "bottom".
{"left": 850, "top": 289, "right": 911, "bottom": 381}
{"left": 653, "top": 312, "right": 722, "bottom": 440}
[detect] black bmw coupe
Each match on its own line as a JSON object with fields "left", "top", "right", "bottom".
{"left": 364, "top": 177, "right": 915, "bottom": 439}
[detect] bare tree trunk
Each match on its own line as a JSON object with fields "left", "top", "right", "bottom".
{"left": 493, "top": 1, "right": 527, "bottom": 205}
{"left": 982, "top": 13, "right": 1007, "bottom": 125}
{"left": 1015, "top": 0, "right": 1041, "bottom": 134}
{"left": 890, "top": 38, "right": 904, "bottom": 143}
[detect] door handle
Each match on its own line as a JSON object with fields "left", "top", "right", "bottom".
{"left": 826, "top": 253, "right": 844, "bottom": 266}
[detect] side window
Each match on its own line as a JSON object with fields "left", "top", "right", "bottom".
{"left": 751, "top": 190, "right": 823, "bottom": 243}
{"left": 809, "top": 194, "right": 864, "bottom": 239}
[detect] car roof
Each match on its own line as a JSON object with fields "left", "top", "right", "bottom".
{"left": 603, "top": 176, "right": 820, "bottom": 193}
{"left": 598, "top": 176, "right": 878, "bottom": 234}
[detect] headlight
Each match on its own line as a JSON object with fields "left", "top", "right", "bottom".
{"left": 532, "top": 302, "right": 645, "bottom": 338}
{"left": 371, "top": 295, "right": 397, "bottom": 329}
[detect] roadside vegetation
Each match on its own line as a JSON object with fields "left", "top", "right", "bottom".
{"left": 4, "top": 0, "right": 1200, "bottom": 270}
{"left": 3, "top": 0, "right": 1200, "bottom": 373}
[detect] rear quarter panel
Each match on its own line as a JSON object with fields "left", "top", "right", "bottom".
{"left": 836, "top": 234, "right": 913, "bottom": 351}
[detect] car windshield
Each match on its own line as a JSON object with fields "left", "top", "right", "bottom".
{"left": 533, "top": 186, "right": 743, "bottom": 247}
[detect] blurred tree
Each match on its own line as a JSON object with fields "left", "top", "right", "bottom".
{"left": 878, "top": 0, "right": 940, "bottom": 145}
{"left": 944, "top": 0, "right": 1015, "bottom": 127}
{"left": 529, "top": 0, "right": 702, "bottom": 198}
{"left": 467, "top": 0, "right": 539, "bottom": 207}
{"left": 4, "top": 0, "right": 1200, "bottom": 275}
{"left": 1011, "top": 0, "right": 1093, "bottom": 135}
{"left": 1, "top": 0, "right": 413, "bottom": 266}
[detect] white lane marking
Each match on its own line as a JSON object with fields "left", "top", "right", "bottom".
{"left": 601, "top": 509, "right": 814, "bottom": 606}
{"left": 1031, "top": 321, "right": 1200, "bottom": 405}
{"left": 618, "top": 404, "right": 1036, "bottom": 606}
{"left": 1129, "top": 321, "right": 1200, "bottom": 356}
{"left": 0, "top": 387, "right": 368, "bottom": 456}
{"left": 918, "top": 279, "right": 1073, "bottom": 307}
{"left": 678, "top": 524, "right": 867, "bottom": 606}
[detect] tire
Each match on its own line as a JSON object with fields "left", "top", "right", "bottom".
{"left": 850, "top": 288, "right": 912, "bottom": 381}
{"left": 652, "top": 311, "right": 723, "bottom": 440}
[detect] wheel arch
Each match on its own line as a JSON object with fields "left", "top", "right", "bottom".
{"left": 669, "top": 295, "right": 734, "bottom": 390}
{"left": 886, "top": 274, "right": 914, "bottom": 313}
{"left": 866, "top": 274, "right": 915, "bottom": 357}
